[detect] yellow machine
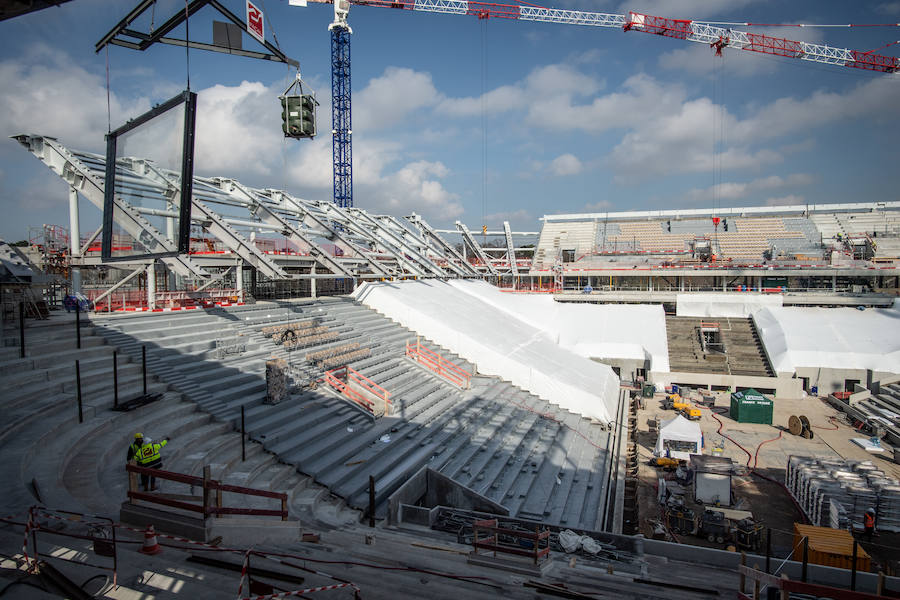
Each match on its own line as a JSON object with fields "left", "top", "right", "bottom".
{"left": 664, "top": 394, "right": 702, "bottom": 420}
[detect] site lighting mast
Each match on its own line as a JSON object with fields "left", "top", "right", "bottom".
{"left": 330, "top": 0, "right": 353, "bottom": 208}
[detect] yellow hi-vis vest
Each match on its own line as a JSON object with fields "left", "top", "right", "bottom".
{"left": 135, "top": 439, "right": 167, "bottom": 465}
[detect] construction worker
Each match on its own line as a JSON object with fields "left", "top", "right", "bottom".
{"left": 126, "top": 432, "right": 169, "bottom": 491}
{"left": 864, "top": 508, "right": 876, "bottom": 539}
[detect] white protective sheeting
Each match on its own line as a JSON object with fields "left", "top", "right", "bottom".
{"left": 676, "top": 293, "right": 783, "bottom": 318}
{"left": 654, "top": 415, "right": 703, "bottom": 458}
{"left": 352, "top": 280, "right": 621, "bottom": 424}
{"left": 753, "top": 305, "right": 900, "bottom": 374}
{"left": 449, "top": 281, "right": 669, "bottom": 372}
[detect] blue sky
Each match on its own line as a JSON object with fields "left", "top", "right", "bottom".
{"left": 1, "top": 0, "right": 899, "bottom": 241}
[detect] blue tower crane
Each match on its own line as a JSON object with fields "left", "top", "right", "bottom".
{"left": 329, "top": 0, "right": 352, "bottom": 208}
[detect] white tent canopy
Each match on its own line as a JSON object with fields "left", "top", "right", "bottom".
{"left": 753, "top": 304, "right": 900, "bottom": 374}
{"left": 352, "top": 280, "right": 621, "bottom": 424}
{"left": 655, "top": 415, "right": 703, "bottom": 459}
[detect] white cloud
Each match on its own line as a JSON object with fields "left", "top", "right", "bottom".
{"left": 484, "top": 209, "right": 531, "bottom": 224}
{"left": 0, "top": 44, "right": 151, "bottom": 152}
{"left": 584, "top": 200, "right": 613, "bottom": 212}
{"left": 686, "top": 173, "right": 814, "bottom": 202}
{"left": 194, "top": 81, "right": 284, "bottom": 176}
{"left": 550, "top": 153, "right": 583, "bottom": 176}
{"left": 765, "top": 194, "right": 804, "bottom": 206}
{"left": 617, "top": 0, "right": 764, "bottom": 20}
{"left": 876, "top": 2, "right": 900, "bottom": 15}
{"left": 355, "top": 67, "right": 440, "bottom": 130}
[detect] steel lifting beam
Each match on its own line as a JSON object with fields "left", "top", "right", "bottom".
{"left": 503, "top": 221, "right": 519, "bottom": 276}
{"left": 405, "top": 214, "right": 480, "bottom": 277}
{"left": 456, "top": 221, "right": 498, "bottom": 276}
{"left": 191, "top": 199, "right": 288, "bottom": 279}
{"left": 12, "top": 134, "right": 208, "bottom": 279}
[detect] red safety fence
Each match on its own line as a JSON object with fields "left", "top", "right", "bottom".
{"left": 700, "top": 321, "right": 720, "bottom": 329}
{"left": 325, "top": 365, "right": 392, "bottom": 418}
{"left": 126, "top": 464, "right": 288, "bottom": 519}
{"left": 406, "top": 339, "right": 472, "bottom": 389}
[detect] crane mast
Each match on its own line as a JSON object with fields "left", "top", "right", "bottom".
{"left": 330, "top": 0, "right": 353, "bottom": 208}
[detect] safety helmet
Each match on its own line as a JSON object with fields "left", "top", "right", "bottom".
{"left": 134, "top": 432, "right": 143, "bottom": 439}
{"left": 867, "top": 508, "right": 875, "bottom": 514}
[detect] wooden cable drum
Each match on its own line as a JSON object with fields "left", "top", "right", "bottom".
{"left": 788, "top": 415, "right": 803, "bottom": 436}
{"left": 799, "top": 415, "right": 813, "bottom": 439}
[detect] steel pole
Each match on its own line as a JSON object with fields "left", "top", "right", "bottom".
{"left": 368, "top": 475, "right": 375, "bottom": 527}
{"left": 241, "top": 405, "right": 246, "bottom": 463}
{"left": 142, "top": 345, "right": 147, "bottom": 395}
{"left": 75, "top": 301, "right": 81, "bottom": 349}
{"left": 19, "top": 301, "right": 25, "bottom": 358}
{"left": 76, "top": 360, "right": 83, "bottom": 423}
{"left": 113, "top": 351, "right": 118, "bottom": 409}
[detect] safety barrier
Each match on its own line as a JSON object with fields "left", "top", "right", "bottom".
{"left": 405, "top": 339, "right": 472, "bottom": 389}
{"left": 325, "top": 365, "right": 391, "bottom": 418}
{"left": 126, "top": 464, "right": 288, "bottom": 519}
{"left": 471, "top": 518, "right": 550, "bottom": 566}
{"left": 3, "top": 505, "right": 361, "bottom": 598}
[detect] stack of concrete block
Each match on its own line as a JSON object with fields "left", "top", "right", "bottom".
{"left": 266, "top": 358, "right": 289, "bottom": 404}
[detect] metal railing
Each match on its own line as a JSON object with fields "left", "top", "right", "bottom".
{"left": 325, "top": 365, "right": 391, "bottom": 418}
{"left": 126, "top": 464, "right": 288, "bottom": 519}
{"left": 405, "top": 339, "right": 472, "bottom": 389}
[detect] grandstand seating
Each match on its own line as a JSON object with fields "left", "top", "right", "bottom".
{"left": 0, "top": 300, "right": 615, "bottom": 531}
{"left": 665, "top": 317, "right": 773, "bottom": 377}
{"left": 533, "top": 220, "right": 598, "bottom": 268}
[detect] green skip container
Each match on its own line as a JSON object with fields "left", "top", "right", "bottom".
{"left": 729, "top": 388, "right": 773, "bottom": 424}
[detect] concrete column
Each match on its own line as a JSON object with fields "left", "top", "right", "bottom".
{"left": 146, "top": 262, "right": 156, "bottom": 310}
{"left": 236, "top": 260, "right": 244, "bottom": 302}
{"left": 310, "top": 265, "right": 316, "bottom": 299}
{"left": 680, "top": 276, "right": 685, "bottom": 292}
{"left": 68, "top": 187, "right": 82, "bottom": 294}
{"left": 722, "top": 276, "right": 727, "bottom": 292}
{"left": 756, "top": 276, "right": 761, "bottom": 292}
{"left": 832, "top": 274, "right": 837, "bottom": 292}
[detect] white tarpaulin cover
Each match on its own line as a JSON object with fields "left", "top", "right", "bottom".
{"left": 655, "top": 415, "right": 703, "bottom": 458}
{"left": 445, "top": 281, "right": 669, "bottom": 372}
{"left": 753, "top": 305, "right": 900, "bottom": 374}
{"left": 352, "top": 280, "right": 622, "bottom": 424}
{"left": 676, "top": 293, "right": 783, "bottom": 318}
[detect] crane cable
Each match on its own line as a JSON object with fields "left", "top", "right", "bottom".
{"left": 481, "top": 18, "right": 488, "bottom": 245}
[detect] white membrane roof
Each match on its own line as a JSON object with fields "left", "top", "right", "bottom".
{"left": 353, "top": 279, "right": 625, "bottom": 424}
{"left": 753, "top": 303, "right": 900, "bottom": 374}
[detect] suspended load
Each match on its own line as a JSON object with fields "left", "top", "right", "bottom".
{"left": 280, "top": 73, "right": 319, "bottom": 139}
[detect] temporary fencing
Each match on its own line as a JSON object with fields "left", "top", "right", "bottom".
{"left": 325, "top": 365, "right": 391, "bottom": 418}
{"left": 405, "top": 339, "right": 472, "bottom": 389}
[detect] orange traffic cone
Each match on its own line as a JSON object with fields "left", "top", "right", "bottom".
{"left": 139, "top": 525, "right": 162, "bottom": 555}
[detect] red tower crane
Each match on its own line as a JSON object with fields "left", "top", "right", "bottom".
{"left": 297, "top": 0, "right": 898, "bottom": 208}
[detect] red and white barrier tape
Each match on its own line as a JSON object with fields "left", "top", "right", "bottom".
{"left": 241, "top": 582, "right": 360, "bottom": 600}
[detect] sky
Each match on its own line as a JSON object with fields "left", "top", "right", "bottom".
{"left": 0, "top": 0, "right": 899, "bottom": 242}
